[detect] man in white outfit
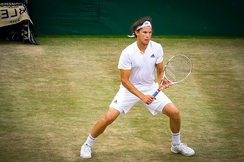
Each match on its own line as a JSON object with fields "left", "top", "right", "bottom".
{"left": 80, "top": 16, "right": 195, "bottom": 158}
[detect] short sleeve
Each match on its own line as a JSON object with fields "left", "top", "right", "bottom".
{"left": 156, "top": 44, "right": 164, "bottom": 64}
{"left": 118, "top": 50, "right": 132, "bottom": 69}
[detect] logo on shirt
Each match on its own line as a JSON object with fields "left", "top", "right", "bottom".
{"left": 150, "top": 54, "right": 155, "bottom": 58}
{"left": 113, "top": 100, "right": 118, "bottom": 104}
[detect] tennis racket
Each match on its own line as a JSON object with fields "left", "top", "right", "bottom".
{"left": 152, "top": 54, "right": 193, "bottom": 97}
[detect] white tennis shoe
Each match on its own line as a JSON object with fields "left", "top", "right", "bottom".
{"left": 80, "top": 144, "right": 92, "bottom": 158}
{"left": 171, "top": 143, "right": 195, "bottom": 156}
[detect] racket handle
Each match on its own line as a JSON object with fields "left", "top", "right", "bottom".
{"left": 152, "top": 89, "right": 160, "bottom": 97}
{"left": 146, "top": 89, "right": 161, "bottom": 105}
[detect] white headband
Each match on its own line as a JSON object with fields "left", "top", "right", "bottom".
{"left": 136, "top": 21, "right": 152, "bottom": 30}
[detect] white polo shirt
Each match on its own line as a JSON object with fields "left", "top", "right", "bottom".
{"left": 118, "top": 40, "right": 164, "bottom": 86}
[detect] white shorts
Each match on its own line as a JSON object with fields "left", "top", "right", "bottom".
{"left": 110, "top": 83, "right": 172, "bottom": 115}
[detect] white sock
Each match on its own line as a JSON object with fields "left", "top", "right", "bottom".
{"left": 171, "top": 132, "right": 181, "bottom": 146}
{"left": 85, "top": 134, "right": 96, "bottom": 147}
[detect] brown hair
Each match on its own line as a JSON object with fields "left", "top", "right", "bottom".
{"left": 131, "top": 16, "right": 152, "bottom": 31}
{"left": 131, "top": 16, "right": 152, "bottom": 37}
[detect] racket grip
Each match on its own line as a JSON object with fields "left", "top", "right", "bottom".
{"left": 146, "top": 89, "right": 161, "bottom": 105}
{"left": 152, "top": 89, "right": 160, "bottom": 97}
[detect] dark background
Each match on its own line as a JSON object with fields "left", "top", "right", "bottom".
{"left": 1, "top": 0, "right": 244, "bottom": 36}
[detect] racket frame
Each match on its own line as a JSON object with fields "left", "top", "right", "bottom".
{"left": 152, "top": 54, "right": 192, "bottom": 97}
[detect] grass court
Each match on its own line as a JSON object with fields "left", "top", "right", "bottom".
{"left": 0, "top": 36, "right": 243, "bottom": 161}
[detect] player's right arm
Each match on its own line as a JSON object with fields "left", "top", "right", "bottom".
{"left": 120, "top": 69, "right": 155, "bottom": 105}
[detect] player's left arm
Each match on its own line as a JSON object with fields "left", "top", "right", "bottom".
{"left": 156, "top": 61, "right": 164, "bottom": 83}
{"left": 156, "top": 62, "right": 171, "bottom": 89}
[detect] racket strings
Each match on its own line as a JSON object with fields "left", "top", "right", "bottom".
{"left": 165, "top": 56, "right": 192, "bottom": 83}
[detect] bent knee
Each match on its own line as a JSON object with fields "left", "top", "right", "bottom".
{"left": 102, "top": 115, "right": 116, "bottom": 125}
{"left": 171, "top": 109, "right": 180, "bottom": 120}
{"left": 163, "top": 104, "right": 180, "bottom": 120}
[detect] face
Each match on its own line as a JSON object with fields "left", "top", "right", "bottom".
{"left": 135, "top": 26, "right": 152, "bottom": 45}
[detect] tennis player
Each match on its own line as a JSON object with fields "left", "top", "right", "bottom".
{"left": 80, "top": 16, "right": 195, "bottom": 158}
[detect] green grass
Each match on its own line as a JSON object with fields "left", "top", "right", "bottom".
{"left": 0, "top": 36, "right": 243, "bottom": 162}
